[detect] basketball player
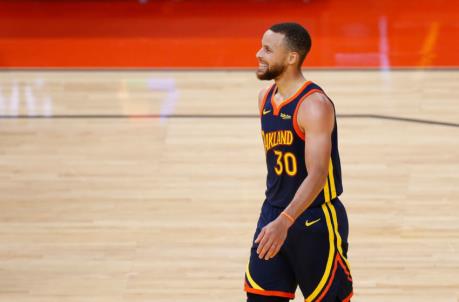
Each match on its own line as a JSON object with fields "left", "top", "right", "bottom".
{"left": 244, "top": 23, "right": 353, "bottom": 302}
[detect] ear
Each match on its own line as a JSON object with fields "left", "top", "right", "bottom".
{"left": 287, "top": 52, "right": 300, "bottom": 66}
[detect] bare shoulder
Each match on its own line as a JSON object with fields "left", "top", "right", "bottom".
{"left": 297, "top": 92, "right": 335, "bottom": 133}
{"left": 258, "top": 86, "right": 270, "bottom": 112}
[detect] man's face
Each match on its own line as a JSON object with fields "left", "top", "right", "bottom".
{"left": 256, "top": 30, "right": 289, "bottom": 80}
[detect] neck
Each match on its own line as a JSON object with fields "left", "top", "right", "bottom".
{"left": 274, "top": 69, "right": 306, "bottom": 99}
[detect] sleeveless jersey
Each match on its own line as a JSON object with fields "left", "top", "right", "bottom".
{"left": 260, "top": 81, "right": 343, "bottom": 209}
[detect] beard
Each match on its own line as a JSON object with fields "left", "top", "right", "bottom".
{"left": 256, "top": 62, "right": 286, "bottom": 80}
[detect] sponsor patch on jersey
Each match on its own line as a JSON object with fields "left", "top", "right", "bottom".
{"left": 280, "top": 113, "right": 292, "bottom": 120}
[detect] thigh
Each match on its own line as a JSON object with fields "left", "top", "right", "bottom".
{"left": 244, "top": 204, "right": 297, "bottom": 300}
{"left": 285, "top": 200, "right": 353, "bottom": 302}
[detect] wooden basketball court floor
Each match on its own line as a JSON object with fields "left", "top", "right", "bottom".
{"left": 0, "top": 69, "right": 458, "bottom": 302}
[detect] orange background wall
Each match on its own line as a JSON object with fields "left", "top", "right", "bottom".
{"left": 1, "top": 0, "right": 458, "bottom": 68}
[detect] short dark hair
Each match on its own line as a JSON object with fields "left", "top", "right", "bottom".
{"left": 269, "top": 22, "right": 312, "bottom": 67}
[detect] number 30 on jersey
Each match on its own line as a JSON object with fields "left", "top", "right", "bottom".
{"left": 273, "top": 150, "right": 297, "bottom": 176}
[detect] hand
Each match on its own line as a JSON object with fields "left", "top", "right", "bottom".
{"left": 254, "top": 215, "right": 293, "bottom": 260}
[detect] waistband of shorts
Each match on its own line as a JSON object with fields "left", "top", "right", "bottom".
{"left": 264, "top": 197, "right": 342, "bottom": 211}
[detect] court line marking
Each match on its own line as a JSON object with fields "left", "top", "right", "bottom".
{"left": 0, "top": 114, "right": 457, "bottom": 128}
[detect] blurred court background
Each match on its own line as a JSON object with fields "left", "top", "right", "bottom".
{"left": 0, "top": 1, "right": 458, "bottom": 302}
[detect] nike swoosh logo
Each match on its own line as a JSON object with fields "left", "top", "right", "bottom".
{"left": 263, "top": 109, "right": 271, "bottom": 115}
{"left": 305, "top": 218, "right": 321, "bottom": 227}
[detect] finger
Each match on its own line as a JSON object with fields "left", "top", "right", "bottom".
{"left": 269, "top": 243, "right": 282, "bottom": 260}
{"left": 257, "top": 231, "right": 270, "bottom": 254}
{"left": 258, "top": 238, "right": 273, "bottom": 259}
{"left": 266, "top": 237, "right": 285, "bottom": 260}
{"left": 254, "top": 228, "right": 265, "bottom": 244}
{"left": 265, "top": 242, "right": 278, "bottom": 260}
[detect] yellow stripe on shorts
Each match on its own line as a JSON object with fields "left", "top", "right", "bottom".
{"left": 326, "top": 202, "right": 351, "bottom": 272}
{"left": 305, "top": 204, "right": 336, "bottom": 302}
{"left": 245, "top": 262, "right": 264, "bottom": 290}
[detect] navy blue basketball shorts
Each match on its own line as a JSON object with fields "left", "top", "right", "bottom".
{"left": 244, "top": 198, "right": 353, "bottom": 301}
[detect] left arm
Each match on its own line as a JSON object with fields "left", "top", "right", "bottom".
{"left": 255, "top": 93, "right": 335, "bottom": 260}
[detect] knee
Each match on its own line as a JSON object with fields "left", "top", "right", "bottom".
{"left": 247, "top": 293, "right": 290, "bottom": 302}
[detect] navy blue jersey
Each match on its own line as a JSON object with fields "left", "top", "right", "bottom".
{"left": 260, "top": 81, "right": 343, "bottom": 209}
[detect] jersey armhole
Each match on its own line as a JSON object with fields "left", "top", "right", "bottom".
{"left": 259, "top": 84, "right": 275, "bottom": 116}
{"left": 292, "top": 89, "right": 325, "bottom": 141}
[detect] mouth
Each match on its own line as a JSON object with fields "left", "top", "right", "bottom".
{"left": 257, "top": 62, "right": 268, "bottom": 72}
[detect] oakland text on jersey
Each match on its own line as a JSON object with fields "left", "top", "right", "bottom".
{"left": 261, "top": 130, "right": 294, "bottom": 152}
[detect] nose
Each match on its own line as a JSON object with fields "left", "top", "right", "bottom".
{"left": 256, "top": 48, "right": 263, "bottom": 61}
